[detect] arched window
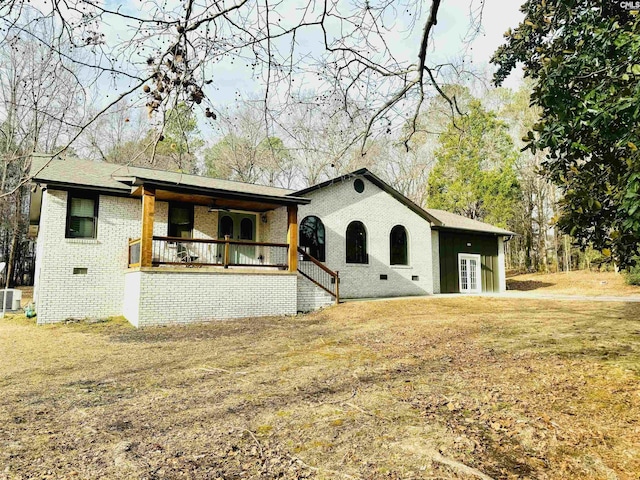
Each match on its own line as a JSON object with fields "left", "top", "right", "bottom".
{"left": 390, "top": 225, "right": 408, "bottom": 265}
{"left": 346, "top": 221, "right": 368, "bottom": 264}
{"left": 219, "top": 215, "right": 234, "bottom": 238}
{"left": 299, "top": 216, "right": 325, "bottom": 261}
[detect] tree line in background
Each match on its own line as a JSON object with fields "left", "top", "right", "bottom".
{"left": 2, "top": 1, "right": 637, "bottom": 287}
{"left": 0, "top": 61, "right": 610, "bottom": 287}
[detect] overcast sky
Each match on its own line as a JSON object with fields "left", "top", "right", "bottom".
{"left": 434, "top": 0, "right": 524, "bottom": 89}
{"left": 26, "top": 0, "right": 526, "bottom": 136}
{"left": 202, "top": 0, "right": 526, "bottom": 115}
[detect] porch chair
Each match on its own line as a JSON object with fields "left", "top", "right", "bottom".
{"left": 176, "top": 242, "right": 199, "bottom": 263}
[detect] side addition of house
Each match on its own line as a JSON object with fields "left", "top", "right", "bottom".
{"left": 293, "top": 169, "right": 513, "bottom": 300}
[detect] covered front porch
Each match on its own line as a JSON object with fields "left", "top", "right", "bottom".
{"left": 125, "top": 182, "right": 306, "bottom": 272}
{"left": 116, "top": 176, "right": 310, "bottom": 326}
{"left": 131, "top": 236, "right": 290, "bottom": 269}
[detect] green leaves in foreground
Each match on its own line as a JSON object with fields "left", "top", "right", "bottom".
{"left": 492, "top": 1, "right": 640, "bottom": 268}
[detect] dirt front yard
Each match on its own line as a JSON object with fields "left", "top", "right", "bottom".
{"left": 1, "top": 297, "right": 639, "bottom": 479}
{"left": 506, "top": 270, "right": 640, "bottom": 297}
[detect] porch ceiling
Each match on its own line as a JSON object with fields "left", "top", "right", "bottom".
{"left": 126, "top": 178, "right": 309, "bottom": 211}
{"left": 130, "top": 187, "right": 286, "bottom": 212}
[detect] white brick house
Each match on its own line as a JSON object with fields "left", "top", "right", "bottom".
{"left": 29, "top": 157, "right": 513, "bottom": 327}
{"left": 30, "top": 155, "right": 308, "bottom": 326}
{"left": 296, "top": 174, "right": 435, "bottom": 299}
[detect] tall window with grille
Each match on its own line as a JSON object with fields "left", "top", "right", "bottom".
{"left": 168, "top": 203, "right": 194, "bottom": 238}
{"left": 66, "top": 192, "right": 98, "bottom": 238}
{"left": 346, "top": 221, "right": 368, "bottom": 264}
{"left": 299, "top": 215, "right": 326, "bottom": 261}
{"left": 389, "top": 225, "right": 408, "bottom": 265}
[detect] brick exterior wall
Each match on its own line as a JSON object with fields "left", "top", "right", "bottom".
{"left": 34, "top": 189, "right": 141, "bottom": 323}
{"left": 33, "top": 189, "right": 294, "bottom": 325}
{"left": 297, "top": 176, "right": 434, "bottom": 298}
{"left": 122, "top": 270, "right": 141, "bottom": 327}
{"left": 32, "top": 205, "right": 46, "bottom": 305}
{"left": 259, "top": 207, "right": 287, "bottom": 243}
{"left": 296, "top": 274, "right": 334, "bottom": 312}
{"left": 124, "top": 269, "right": 297, "bottom": 326}
{"left": 194, "top": 205, "right": 218, "bottom": 239}
{"left": 152, "top": 201, "right": 169, "bottom": 237}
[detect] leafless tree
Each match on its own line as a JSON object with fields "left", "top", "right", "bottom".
{"left": 271, "top": 95, "right": 370, "bottom": 186}
{"left": 79, "top": 101, "right": 148, "bottom": 162}
{"left": 204, "top": 101, "right": 295, "bottom": 187}
{"left": 0, "top": 0, "right": 488, "bottom": 183}
{"left": 0, "top": 15, "right": 85, "bottom": 286}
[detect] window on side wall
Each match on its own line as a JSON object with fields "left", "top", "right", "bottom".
{"left": 299, "top": 215, "right": 326, "bottom": 262}
{"left": 66, "top": 192, "right": 98, "bottom": 239}
{"left": 390, "top": 225, "right": 408, "bottom": 265}
{"left": 168, "top": 203, "right": 194, "bottom": 238}
{"left": 346, "top": 221, "right": 368, "bottom": 264}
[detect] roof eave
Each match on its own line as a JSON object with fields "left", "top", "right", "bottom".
{"left": 432, "top": 225, "right": 515, "bottom": 236}
{"left": 32, "top": 180, "right": 131, "bottom": 196}
{"left": 133, "top": 178, "right": 310, "bottom": 206}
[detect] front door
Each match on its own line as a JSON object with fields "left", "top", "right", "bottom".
{"left": 458, "top": 254, "right": 481, "bottom": 293}
{"left": 218, "top": 213, "right": 257, "bottom": 264}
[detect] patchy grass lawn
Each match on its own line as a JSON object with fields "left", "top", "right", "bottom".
{"left": 507, "top": 270, "right": 640, "bottom": 297}
{"left": 1, "top": 297, "right": 639, "bottom": 479}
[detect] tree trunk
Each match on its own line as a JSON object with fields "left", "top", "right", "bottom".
{"left": 536, "top": 182, "right": 548, "bottom": 272}
{"left": 5, "top": 230, "right": 18, "bottom": 289}
{"left": 550, "top": 187, "right": 560, "bottom": 272}
{"left": 4, "top": 190, "right": 21, "bottom": 288}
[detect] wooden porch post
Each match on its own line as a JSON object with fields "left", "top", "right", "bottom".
{"left": 140, "top": 186, "right": 155, "bottom": 267}
{"left": 287, "top": 205, "right": 298, "bottom": 272}
{"left": 224, "top": 235, "right": 231, "bottom": 268}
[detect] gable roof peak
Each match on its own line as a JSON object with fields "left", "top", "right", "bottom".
{"left": 294, "top": 169, "right": 442, "bottom": 226}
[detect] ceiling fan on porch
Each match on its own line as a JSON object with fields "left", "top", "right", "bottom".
{"left": 207, "top": 199, "right": 231, "bottom": 212}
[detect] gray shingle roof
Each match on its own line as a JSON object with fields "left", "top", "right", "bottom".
{"left": 30, "top": 154, "right": 130, "bottom": 192}
{"left": 29, "top": 155, "right": 305, "bottom": 202}
{"left": 426, "top": 209, "right": 515, "bottom": 236}
{"left": 31, "top": 157, "right": 515, "bottom": 235}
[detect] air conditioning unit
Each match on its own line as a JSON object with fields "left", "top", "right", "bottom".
{"left": 2, "top": 289, "right": 22, "bottom": 310}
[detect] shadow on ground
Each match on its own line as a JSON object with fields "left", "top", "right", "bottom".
{"left": 506, "top": 279, "right": 555, "bottom": 291}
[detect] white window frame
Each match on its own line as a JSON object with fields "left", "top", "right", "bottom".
{"left": 458, "top": 253, "right": 482, "bottom": 294}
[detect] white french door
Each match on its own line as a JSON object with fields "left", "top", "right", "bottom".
{"left": 458, "top": 254, "right": 481, "bottom": 293}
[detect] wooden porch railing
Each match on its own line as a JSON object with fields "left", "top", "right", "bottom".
{"left": 128, "top": 236, "right": 290, "bottom": 269}
{"left": 297, "top": 247, "right": 340, "bottom": 304}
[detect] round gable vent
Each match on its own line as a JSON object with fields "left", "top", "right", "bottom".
{"left": 354, "top": 178, "right": 365, "bottom": 193}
